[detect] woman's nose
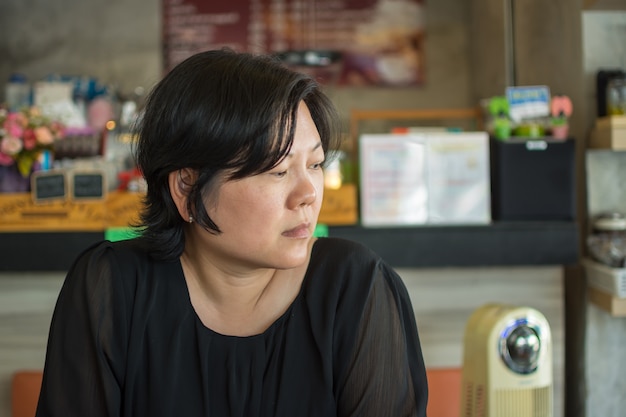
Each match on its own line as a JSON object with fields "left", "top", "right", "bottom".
{"left": 290, "top": 172, "right": 318, "bottom": 208}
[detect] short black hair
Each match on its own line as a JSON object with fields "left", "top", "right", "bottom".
{"left": 132, "top": 48, "right": 342, "bottom": 260}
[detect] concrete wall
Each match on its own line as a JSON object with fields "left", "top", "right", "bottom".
{"left": 582, "top": 11, "right": 626, "bottom": 417}
{"left": 0, "top": 0, "right": 162, "bottom": 97}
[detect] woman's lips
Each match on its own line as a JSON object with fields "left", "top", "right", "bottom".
{"left": 282, "top": 223, "right": 311, "bottom": 238}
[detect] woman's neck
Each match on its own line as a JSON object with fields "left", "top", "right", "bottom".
{"left": 180, "top": 246, "right": 308, "bottom": 336}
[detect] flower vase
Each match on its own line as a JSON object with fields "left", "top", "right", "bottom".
{"left": 0, "top": 164, "right": 31, "bottom": 193}
{"left": 552, "top": 125, "right": 569, "bottom": 140}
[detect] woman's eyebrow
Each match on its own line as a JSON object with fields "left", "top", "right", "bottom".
{"left": 286, "top": 141, "right": 323, "bottom": 157}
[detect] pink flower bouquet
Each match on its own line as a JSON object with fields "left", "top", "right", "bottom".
{"left": 0, "top": 106, "right": 65, "bottom": 177}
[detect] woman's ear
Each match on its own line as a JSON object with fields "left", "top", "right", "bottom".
{"left": 169, "top": 168, "right": 196, "bottom": 222}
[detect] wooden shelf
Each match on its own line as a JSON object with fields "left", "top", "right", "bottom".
{"left": 584, "top": 0, "right": 626, "bottom": 10}
{"left": 0, "top": 191, "right": 143, "bottom": 232}
{"left": 588, "top": 287, "right": 626, "bottom": 317}
{"left": 590, "top": 116, "right": 626, "bottom": 150}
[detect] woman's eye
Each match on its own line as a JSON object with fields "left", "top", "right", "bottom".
{"left": 272, "top": 170, "right": 287, "bottom": 178}
{"left": 311, "top": 161, "right": 324, "bottom": 170}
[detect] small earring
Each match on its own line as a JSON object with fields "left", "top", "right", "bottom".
{"left": 188, "top": 215, "right": 193, "bottom": 223}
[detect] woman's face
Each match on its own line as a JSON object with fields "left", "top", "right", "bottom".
{"left": 194, "top": 102, "right": 326, "bottom": 271}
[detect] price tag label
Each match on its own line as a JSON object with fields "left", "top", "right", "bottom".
{"left": 506, "top": 85, "right": 550, "bottom": 123}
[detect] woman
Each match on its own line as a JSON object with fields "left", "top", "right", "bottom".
{"left": 36, "top": 48, "right": 428, "bottom": 417}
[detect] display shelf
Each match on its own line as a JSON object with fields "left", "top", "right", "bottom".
{"left": 588, "top": 287, "right": 626, "bottom": 317}
{"left": 0, "top": 221, "right": 579, "bottom": 272}
{"left": 584, "top": 0, "right": 626, "bottom": 10}
{"left": 589, "top": 116, "right": 626, "bottom": 150}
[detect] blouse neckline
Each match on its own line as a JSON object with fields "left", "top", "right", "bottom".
{"left": 176, "top": 238, "right": 322, "bottom": 339}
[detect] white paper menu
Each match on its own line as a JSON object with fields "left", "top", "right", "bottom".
{"left": 425, "top": 131, "right": 491, "bottom": 224}
{"left": 359, "top": 134, "right": 428, "bottom": 226}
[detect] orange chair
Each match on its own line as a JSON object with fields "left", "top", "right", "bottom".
{"left": 11, "top": 371, "right": 43, "bottom": 417}
{"left": 426, "top": 367, "right": 462, "bottom": 417}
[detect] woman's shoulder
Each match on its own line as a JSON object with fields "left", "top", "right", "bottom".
{"left": 303, "top": 237, "right": 412, "bottom": 342}
{"left": 306, "top": 237, "right": 386, "bottom": 296}
{"left": 308, "top": 236, "right": 410, "bottom": 297}
{"left": 66, "top": 238, "right": 164, "bottom": 290}
{"left": 72, "top": 238, "right": 151, "bottom": 270}
{"left": 312, "top": 237, "right": 380, "bottom": 266}
{"left": 62, "top": 238, "right": 184, "bottom": 308}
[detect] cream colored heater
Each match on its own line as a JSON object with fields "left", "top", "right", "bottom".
{"left": 460, "top": 304, "right": 553, "bottom": 417}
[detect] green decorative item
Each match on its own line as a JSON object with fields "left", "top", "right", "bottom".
{"left": 514, "top": 123, "right": 545, "bottom": 138}
{"left": 488, "top": 96, "right": 511, "bottom": 141}
{"left": 105, "top": 227, "right": 140, "bottom": 242}
{"left": 314, "top": 224, "right": 329, "bottom": 237}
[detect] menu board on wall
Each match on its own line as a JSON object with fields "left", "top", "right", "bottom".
{"left": 162, "top": 0, "right": 426, "bottom": 86}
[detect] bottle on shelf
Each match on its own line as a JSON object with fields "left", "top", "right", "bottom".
{"left": 606, "top": 77, "right": 626, "bottom": 116}
{"left": 4, "top": 73, "right": 31, "bottom": 111}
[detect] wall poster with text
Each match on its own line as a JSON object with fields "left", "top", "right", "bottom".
{"left": 162, "top": 0, "right": 426, "bottom": 87}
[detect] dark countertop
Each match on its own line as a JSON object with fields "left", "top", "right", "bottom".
{"left": 329, "top": 222, "right": 579, "bottom": 268}
{"left": 0, "top": 221, "right": 579, "bottom": 272}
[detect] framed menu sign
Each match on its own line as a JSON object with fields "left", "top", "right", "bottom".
{"left": 162, "top": 0, "right": 426, "bottom": 86}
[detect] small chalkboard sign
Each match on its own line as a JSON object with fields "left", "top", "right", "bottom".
{"left": 72, "top": 171, "right": 106, "bottom": 200}
{"left": 31, "top": 171, "right": 67, "bottom": 203}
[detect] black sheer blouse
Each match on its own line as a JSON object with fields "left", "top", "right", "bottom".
{"left": 36, "top": 237, "right": 427, "bottom": 417}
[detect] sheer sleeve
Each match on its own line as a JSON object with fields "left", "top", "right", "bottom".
{"left": 335, "top": 260, "right": 428, "bottom": 417}
{"left": 36, "top": 242, "right": 130, "bottom": 417}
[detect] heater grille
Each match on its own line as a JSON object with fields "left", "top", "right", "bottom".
{"left": 462, "top": 381, "right": 486, "bottom": 417}
{"left": 494, "top": 386, "right": 552, "bottom": 417}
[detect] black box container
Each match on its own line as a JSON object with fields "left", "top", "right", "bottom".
{"left": 490, "top": 137, "right": 576, "bottom": 221}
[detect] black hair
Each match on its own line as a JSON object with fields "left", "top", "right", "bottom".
{"left": 132, "top": 48, "right": 342, "bottom": 260}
